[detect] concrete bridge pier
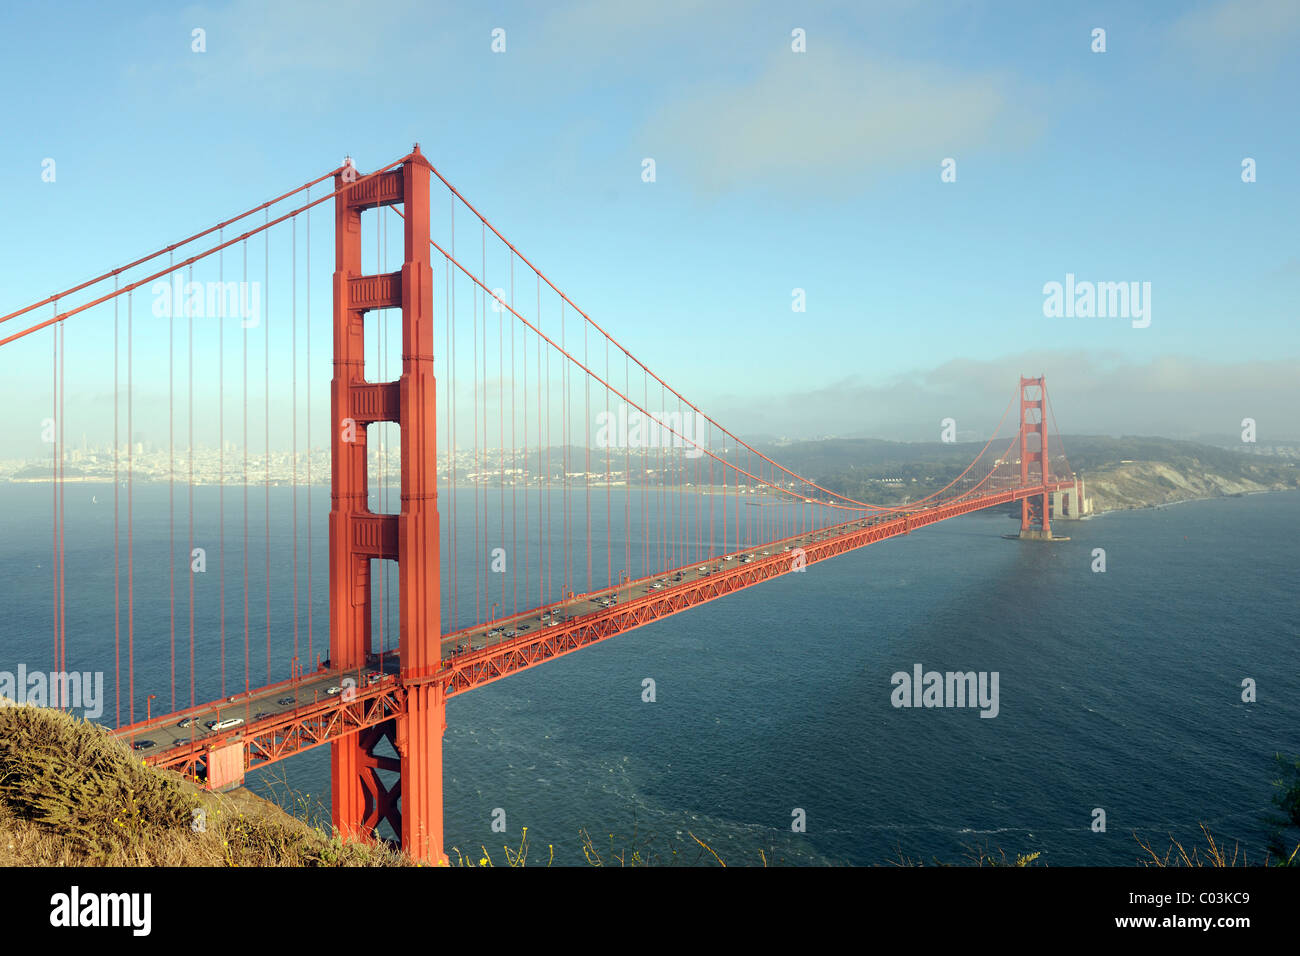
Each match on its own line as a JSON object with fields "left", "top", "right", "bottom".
{"left": 1050, "top": 478, "right": 1088, "bottom": 520}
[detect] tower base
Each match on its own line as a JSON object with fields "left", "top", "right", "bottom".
{"left": 1003, "top": 530, "right": 1070, "bottom": 542}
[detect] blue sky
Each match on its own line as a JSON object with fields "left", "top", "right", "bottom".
{"left": 1, "top": 0, "right": 1297, "bottom": 449}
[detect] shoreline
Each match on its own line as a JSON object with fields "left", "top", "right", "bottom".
{"left": 1085, "top": 486, "right": 1296, "bottom": 519}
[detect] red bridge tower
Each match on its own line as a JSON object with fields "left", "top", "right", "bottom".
{"left": 330, "top": 147, "right": 445, "bottom": 863}
{"left": 1018, "top": 375, "right": 1051, "bottom": 539}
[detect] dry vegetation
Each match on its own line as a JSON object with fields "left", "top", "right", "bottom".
{"left": 0, "top": 703, "right": 411, "bottom": 866}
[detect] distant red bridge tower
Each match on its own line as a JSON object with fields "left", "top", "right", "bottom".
{"left": 1018, "top": 375, "right": 1051, "bottom": 539}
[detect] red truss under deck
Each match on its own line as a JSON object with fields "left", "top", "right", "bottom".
{"left": 145, "top": 682, "right": 404, "bottom": 781}
{"left": 433, "top": 482, "right": 1072, "bottom": 697}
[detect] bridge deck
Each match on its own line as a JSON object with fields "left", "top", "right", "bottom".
{"left": 118, "top": 481, "right": 1072, "bottom": 779}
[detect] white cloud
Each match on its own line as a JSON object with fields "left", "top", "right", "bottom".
{"left": 1167, "top": 0, "right": 1300, "bottom": 71}
{"left": 638, "top": 46, "right": 1040, "bottom": 193}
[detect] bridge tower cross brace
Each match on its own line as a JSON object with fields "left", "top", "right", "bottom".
{"left": 329, "top": 147, "right": 445, "bottom": 863}
{"left": 1018, "top": 375, "right": 1050, "bottom": 537}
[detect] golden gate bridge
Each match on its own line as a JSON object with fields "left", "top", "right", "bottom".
{"left": 0, "top": 146, "right": 1081, "bottom": 863}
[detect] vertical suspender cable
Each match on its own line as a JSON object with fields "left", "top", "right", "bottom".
{"left": 585, "top": 320, "right": 591, "bottom": 593}
{"left": 59, "top": 313, "right": 66, "bottom": 694}
{"left": 265, "top": 209, "right": 271, "bottom": 683}
{"left": 624, "top": 352, "right": 630, "bottom": 581}
{"left": 188, "top": 262, "right": 195, "bottom": 710}
{"left": 51, "top": 318, "right": 58, "bottom": 704}
{"left": 447, "top": 255, "right": 457, "bottom": 631}
{"left": 243, "top": 238, "right": 250, "bottom": 694}
{"left": 499, "top": 261, "right": 505, "bottom": 618}
{"left": 537, "top": 275, "right": 542, "bottom": 608}
{"left": 482, "top": 226, "right": 488, "bottom": 617}
{"left": 605, "top": 335, "right": 611, "bottom": 590}
{"left": 449, "top": 200, "right": 458, "bottom": 631}
{"left": 559, "top": 301, "right": 565, "bottom": 595}
{"left": 511, "top": 254, "right": 517, "bottom": 618}
{"left": 520, "top": 258, "right": 527, "bottom": 619}
{"left": 128, "top": 290, "right": 134, "bottom": 724}
{"left": 472, "top": 249, "right": 480, "bottom": 622}
{"left": 219, "top": 230, "right": 227, "bottom": 698}
{"left": 169, "top": 253, "right": 176, "bottom": 712}
{"left": 306, "top": 196, "right": 313, "bottom": 669}
{"left": 113, "top": 282, "right": 120, "bottom": 726}
{"left": 292, "top": 215, "right": 299, "bottom": 671}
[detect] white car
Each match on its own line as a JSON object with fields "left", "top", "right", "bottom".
{"left": 326, "top": 685, "right": 343, "bottom": 696}
{"left": 206, "top": 717, "right": 244, "bottom": 732}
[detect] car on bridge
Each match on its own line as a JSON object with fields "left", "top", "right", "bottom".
{"left": 132, "top": 739, "right": 156, "bottom": 751}
{"left": 206, "top": 717, "right": 244, "bottom": 732}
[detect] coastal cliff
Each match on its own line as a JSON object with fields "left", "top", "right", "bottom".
{"left": 1083, "top": 458, "right": 1296, "bottom": 514}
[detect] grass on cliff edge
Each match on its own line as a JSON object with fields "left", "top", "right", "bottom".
{"left": 0, "top": 704, "right": 411, "bottom": 866}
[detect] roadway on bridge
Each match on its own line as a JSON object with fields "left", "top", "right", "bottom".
{"left": 117, "top": 495, "right": 1052, "bottom": 761}
{"left": 114, "top": 509, "right": 903, "bottom": 754}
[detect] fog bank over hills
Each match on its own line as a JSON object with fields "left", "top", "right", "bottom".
{"left": 708, "top": 352, "right": 1300, "bottom": 444}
